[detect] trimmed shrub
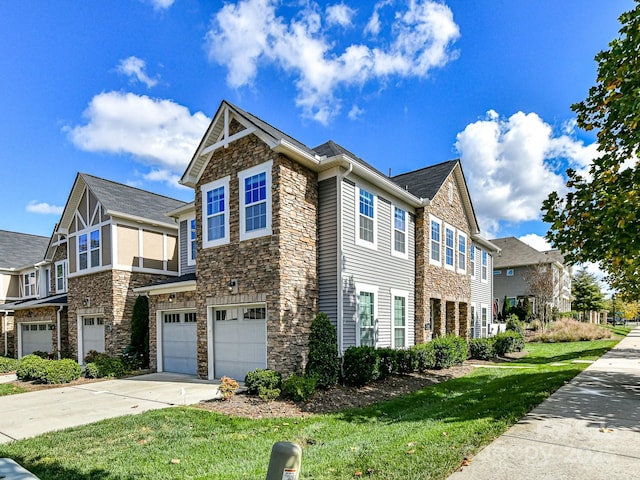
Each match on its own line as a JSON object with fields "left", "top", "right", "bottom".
{"left": 84, "top": 350, "right": 110, "bottom": 364}
{"left": 40, "top": 359, "right": 81, "bottom": 384}
{"left": 493, "top": 331, "right": 525, "bottom": 356}
{"left": 16, "top": 354, "right": 48, "bottom": 381}
{"left": 506, "top": 315, "right": 525, "bottom": 336}
{"left": 411, "top": 343, "right": 436, "bottom": 371}
{"left": 129, "top": 295, "right": 150, "bottom": 369}
{"left": 219, "top": 376, "right": 239, "bottom": 401}
{"left": 258, "top": 385, "right": 281, "bottom": 402}
{"left": 244, "top": 369, "right": 282, "bottom": 396}
{"left": 431, "top": 335, "right": 468, "bottom": 369}
{"left": 31, "top": 350, "right": 52, "bottom": 359}
{"left": 376, "top": 347, "right": 398, "bottom": 379}
{"left": 0, "top": 356, "right": 19, "bottom": 374}
{"left": 282, "top": 374, "right": 317, "bottom": 402}
{"left": 305, "top": 313, "right": 340, "bottom": 389}
{"left": 342, "top": 346, "right": 380, "bottom": 387}
{"left": 121, "top": 345, "right": 146, "bottom": 371}
{"left": 468, "top": 338, "right": 495, "bottom": 360}
{"left": 396, "top": 349, "right": 418, "bottom": 374}
{"left": 85, "top": 356, "right": 127, "bottom": 379}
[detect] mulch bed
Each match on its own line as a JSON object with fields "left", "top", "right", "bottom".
{"left": 197, "top": 364, "right": 476, "bottom": 419}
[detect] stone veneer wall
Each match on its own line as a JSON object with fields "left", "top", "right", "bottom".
{"left": 415, "top": 170, "right": 472, "bottom": 342}
{"left": 195, "top": 123, "right": 318, "bottom": 378}
{"left": 148, "top": 290, "right": 197, "bottom": 371}
{"left": 68, "top": 270, "right": 169, "bottom": 360}
{"left": 13, "top": 306, "right": 66, "bottom": 356}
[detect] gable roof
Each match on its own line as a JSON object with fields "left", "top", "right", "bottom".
{"left": 491, "top": 237, "right": 563, "bottom": 269}
{"left": 57, "top": 173, "right": 186, "bottom": 233}
{"left": 0, "top": 230, "right": 49, "bottom": 270}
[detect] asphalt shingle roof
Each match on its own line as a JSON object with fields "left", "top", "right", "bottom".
{"left": 391, "top": 160, "right": 459, "bottom": 200}
{"left": 0, "top": 230, "right": 49, "bottom": 269}
{"left": 491, "top": 237, "right": 561, "bottom": 269}
{"left": 80, "top": 174, "right": 187, "bottom": 225}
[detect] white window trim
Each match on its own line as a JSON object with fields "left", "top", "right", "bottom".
{"left": 481, "top": 250, "right": 488, "bottom": 283}
{"left": 457, "top": 231, "right": 467, "bottom": 274}
{"left": 201, "top": 176, "right": 230, "bottom": 248}
{"left": 470, "top": 245, "right": 476, "bottom": 279}
{"left": 429, "top": 214, "right": 442, "bottom": 267}
{"left": 444, "top": 223, "right": 455, "bottom": 271}
{"left": 355, "top": 186, "right": 378, "bottom": 250}
{"left": 76, "top": 227, "right": 102, "bottom": 273}
{"left": 391, "top": 205, "right": 408, "bottom": 259}
{"left": 391, "top": 289, "right": 409, "bottom": 349}
{"left": 187, "top": 217, "right": 196, "bottom": 266}
{"left": 238, "top": 161, "right": 273, "bottom": 241}
{"left": 355, "top": 283, "right": 378, "bottom": 347}
{"left": 55, "top": 260, "right": 68, "bottom": 294}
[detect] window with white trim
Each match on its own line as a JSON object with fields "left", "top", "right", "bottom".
{"left": 356, "top": 285, "right": 377, "bottom": 347}
{"left": 201, "top": 177, "right": 230, "bottom": 248}
{"left": 444, "top": 225, "right": 455, "bottom": 269}
{"left": 470, "top": 245, "right": 476, "bottom": 278}
{"left": 55, "top": 260, "right": 68, "bottom": 293}
{"left": 506, "top": 269, "right": 514, "bottom": 276}
{"left": 239, "top": 162, "right": 272, "bottom": 241}
{"left": 23, "top": 272, "right": 36, "bottom": 297}
{"left": 481, "top": 250, "right": 488, "bottom": 282}
{"left": 356, "top": 187, "right": 377, "bottom": 248}
{"left": 392, "top": 290, "right": 408, "bottom": 349}
{"left": 188, "top": 218, "right": 196, "bottom": 265}
{"left": 392, "top": 206, "right": 407, "bottom": 257}
{"left": 430, "top": 216, "right": 441, "bottom": 265}
{"left": 457, "top": 232, "right": 467, "bottom": 273}
{"left": 481, "top": 305, "right": 488, "bottom": 327}
{"left": 78, "top": 229, "right": 100, "bottom": 270}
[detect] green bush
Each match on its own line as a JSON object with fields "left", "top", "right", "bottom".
{"left": 129, "top": 295, "right": 150, "bottom": 369}
{"left": 84, "top": 350, "right": 110, "bottom": 364}
{"left": 493, "top": 331, "right": 525, "bottom": 356}
{"left": 342, "top": 346, "right": 380, "bottom": 387}
{"left": 411, "top": 343, "right": 436, "bottom": 371}
{"left": 16, "top": 354, "right": 48, "bottom": 381}
{"left": 282, "top": 374, "right": 317, "bottom": 402}
{"left": 244, "top": 369, "right": 282, "bottom": 396}
{"left": 396, "top": 349, "right": 418, "bottom": 374}
{"left": 376, "top": 347, "right": 398, "bottom": 379}
{"left": 506, "top": 315, "right": 525, "bottom": 336}
{"left": 431, "top": 335, "right": 468, "bottom": 369}
{"left": 85, "top": 356, "right": 127, "bottom": 379}
{"left": 31, "top": 350, "right": 52, "bottom": 359}
{"left": 258, "top": 386, "right": 281, "bottom": 402}
{"left": 40, "top": 359, "right": 81, "bottom": 384}
{"left": 468, "top": 338, "right": 495, "bottom": 360}
{"left": 0, "top": 356, "right": 20, "bottom": 373}
{"left": 305, "top": 313, "right": 340, "bottom": 389}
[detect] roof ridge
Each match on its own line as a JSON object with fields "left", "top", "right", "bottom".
{"left": 0, "top": 229, "right": 49, "bottom": 240}
{"left": 391, "top": 159, "right": 459, "bottom": 178}
{"left": 79, "top": 173, "right": 186, "bottom": 204}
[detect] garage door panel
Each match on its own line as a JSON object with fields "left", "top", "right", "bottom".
{"left": 214, "top": 311, "right": 267, "bottom": 381}
{"left": 82, "top": 317, "right": 105, "bottom": 357}
{"left": 22, "top": 324, "right": 52, "bottom": 356}
{"left": 162, "top": 311, "right": 197, "bottom": 375}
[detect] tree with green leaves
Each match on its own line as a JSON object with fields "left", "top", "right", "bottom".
{"left": 542, "top": 2, "right": 640, "bottom": 299}
{"left": 571, "top": 269, "right": 606, "bottom": 319}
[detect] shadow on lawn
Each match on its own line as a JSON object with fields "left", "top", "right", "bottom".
{"left": 511, "top": 346, "right": 615, "bottom": 365}
{"left": 0, "top": 456, "right": 135, "bottom": 480}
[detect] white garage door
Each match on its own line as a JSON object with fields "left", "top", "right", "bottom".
{"left": 213, "top": 305, "right": 267, "bottom": 381}
{"left": 162, "top": 311, "right": 197, "bottom": 375}
{"left": 82, "top": 317, "right": 105, "bottom": 358}
{"left": 21, "top": 323, "right": 52, "bottom": 356}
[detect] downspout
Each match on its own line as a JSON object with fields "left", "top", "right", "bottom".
{"left": 337, "top": 162, "right": 353, "bottom": 355}
{"left": 56, "top": 306, "right": 63, "bottom": 360}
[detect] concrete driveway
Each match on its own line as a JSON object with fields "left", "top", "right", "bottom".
{"left": 0, "top": 373, "right": 220, "bottom": 443}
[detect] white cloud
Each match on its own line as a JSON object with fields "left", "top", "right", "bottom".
{"left": 143, "top": 169, "right": 189, "bottom": 189}
{"left": 455, "top": 110, "right": 597, "bottom": 234}
{"left": 518, "top": 234, "right": 551, "bottom": 252}
{"left": 26, "top": 201, "right": 64, "bottom": 215}
{"left": 148, "top": 0, "right": 174, "bottom": 10}
{"left": 348, "top": 104, "right": 365, "bottom": 120}
{"left": 66, "top": 91, "right": 209, "bottom": 173}
{"left": 326, "top": 3, "right": 356, "bottom": 27}
{"left": 117, "top": 56, "right": 160, "bottom": 88}
{"left": 206, "top": 0, "right": 459, "bottom": 123}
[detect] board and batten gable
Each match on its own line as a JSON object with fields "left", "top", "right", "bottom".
{"left": 339, "top": 173, "right": 416, "bottom": 351}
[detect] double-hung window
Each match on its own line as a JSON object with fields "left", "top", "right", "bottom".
{"left": 392, "top": 206, "right": 407, "bottom": 257}
{"left": 55, "top": 260, "right": 68, "bottom": 293}
{"left": 457, "top": 232, "right": 467, "bottom": 273}
{"left": 78, "top": 229, "right": 100, "bottom": 270}
{"left": 201, "top": 177, "right": 230, "bottom": 248}
{"left": 391, "top": 290, "right": 408, "bottom": 349}
{"left": 357, "top": 187, "right": 376, "bottom": 248}
{"left": 444, "top": 225, "right": 455, "bottom": 269}
{"left": 481, "top": 250, "right": 488, "bottom": 282}
{"left": 470, "top": 245, "right": 476, "bottom": 278}
{"left": 239, "top": 162, "right": 272, "bottom": 241}
{"left": 430, "top": 215, "right": 441, "bottom": 265}
{"left": 357, "top": 285, "right": 377, "bottom": 347}
{"left": 189, "top": 218, "right": 196, "bottom": 264}
{"left": 23, "top": 272, "right": 36, "bottom": 297}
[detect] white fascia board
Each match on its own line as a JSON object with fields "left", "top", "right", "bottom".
{"left": 108, "top": 211, "right": 179, "bottom": 230}
{"left": 471, "top": 234, "right": 501, "bottom": 254}
{"left": 272, "top": 139, "right": 322, "bottom": 169}
{"left": 166, "top": 201, "right": 195, "bottom": 219}
{"left": 133, "top": 280, "right": 197, "bottom": 295}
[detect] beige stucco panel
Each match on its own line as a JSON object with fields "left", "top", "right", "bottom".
{"left": 142, "top": 230, "right": 164, "bottom": 270}
{"left": 116, "top": 224, "right": 139, "bottom": 267}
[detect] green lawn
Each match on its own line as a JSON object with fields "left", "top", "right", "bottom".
{"left": 0, "top": 384, "right": 26, "bottom": 397}
{"left": 0, "top": 338, "right": 622, "bottom": 480}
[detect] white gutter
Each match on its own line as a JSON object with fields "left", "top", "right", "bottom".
{"left": 133, "top": 280, "right": 197, "bottom": 295}
{"left": 56, "top": 305, "right": 63, "bottom": 360}
{"left": 336, "top": 162, "right": 353, "bottom": 355}
{"left": 107, "top": 211, "right": 179, "bottom": 230}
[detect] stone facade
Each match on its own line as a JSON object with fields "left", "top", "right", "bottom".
{"left": 195, "top": 123, "right": 318, "bottom": 378}
{"left": 415, "top": 170, "right": 472, "bottom": 342}
{"left": 68, "top": 270, "right": 167, "bottom": 361}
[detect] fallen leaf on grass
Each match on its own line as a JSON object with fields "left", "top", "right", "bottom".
{"left": 354, "top": 471, "right": 362, "bottom": 477}
{"left": 460, "top": 458, "right": 472, "bottom": 466}
{"left": 442, "top": 431, "right": 448, "bottom": 436}
{"left": 170, "top": 459, "right": 180, "bottom": 464}
{"left": 406, "top": 449, "right": 416, "bottom": 455}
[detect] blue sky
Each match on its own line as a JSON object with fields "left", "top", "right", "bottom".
{"left": 0, "top": 0, "right": 633, "bottom": 257}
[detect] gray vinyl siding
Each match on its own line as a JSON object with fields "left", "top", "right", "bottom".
{"left": 318, "top": 178, "right": 338, "bottom": 326}
{"left": 341, "top": 176, "right": 415, "bottom": 350}
{"left": 470, "top": 246, "right": 493, "bottom": 337}
{"left": 493, "top": 265, "right": 530, "bottom": 302}
{"left": 179, "top": 219, "right": 196, "bottom": 276}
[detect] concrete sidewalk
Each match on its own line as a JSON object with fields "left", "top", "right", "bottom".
{"left": 449, "top": 327, "right": 640, "bottom": 480}
{"left": 0, "top": 373, "right": 220, "bottom": 443}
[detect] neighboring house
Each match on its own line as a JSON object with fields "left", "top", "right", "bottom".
{"left": 137, "top": 100, "right": 497, "bottom": 381}
{"left": 469, "top": 237, "right": 501, "bottom": 338}
{"left": 0, "top": 230, "right": 51, "bottom": 357}
{"left": 491, "top": 237, "right": 572, "bottom": 319}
